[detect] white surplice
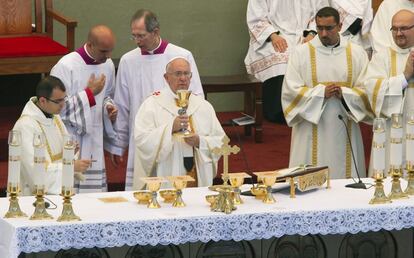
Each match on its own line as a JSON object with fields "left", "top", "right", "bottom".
{"left": 370, "top": 0, "right": 414, "bottom": 53}
{"left": 13, "top": 98, "right": 67, "bottom": 196}
{"left": 329, "top": 0, "right": 373, "bottom": 49}
{"left": 105, "top": 42, "right": 204, "bottom": 190}
{"left": 364, "top": 46, "right": 413, "bottom": 175}
{"left": 282, "top": 36, "right": 372, "bottom": 179}
{"left": 244, "top": 0, "right": 329, "bottom": 82}
{"left": 51, "top": 53, "right": 116, "bottom": 193}
{"left": 133, "top": 87, "right": 225, "bottom": 190}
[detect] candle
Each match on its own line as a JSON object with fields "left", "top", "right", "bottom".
{"left": 62, "top": 135, "right": 75, "bottom": 190}
{"left": 372, "top": 118, "right": 386, "bottom": 176}
{"left": 7, "top": 130, "right": 21, "bottom": 187}
{"left": 406, "top": 112, "right": 414, "bottom": 163}
{"left": 390, "top": 114, "right": 403, "bottom": 167}
{"left": 33, "top": 132, "right": 46, "bottom": 188}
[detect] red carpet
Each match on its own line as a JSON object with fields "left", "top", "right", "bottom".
{"left": 0, "top": 109, "right": 372, "bottom": 194}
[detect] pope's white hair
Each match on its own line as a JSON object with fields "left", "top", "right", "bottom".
{"left": 165, "top": 56, "right": 190, "bottom": 72}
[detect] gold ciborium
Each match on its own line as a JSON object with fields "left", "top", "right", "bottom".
{"left": 4, "top": 183, "right": 27, "bottom": 218}
{"left": 405, "top": 162, "right": 414, "bottom": 195}
{"left": 229, "top": 172, "right": 250, "bottom": 205}
{"left": 254, "top": 171, "right": 277, "bottom": 204}
{"left": 388, "top": 167, "right": 409, "bottom": 199}
{"left": 250, "top": 184, "right": 267, "bottom": 200}
{"left": 175, "top": 89, "right": 193, "bottom": 137}
{"left": 205, "top": 194, "right": 219, "bottom": 207}
{"left": 369, "top": 172, "right": 392, "bottom": 204}
{"left": 57, "top": 188, "right": 81, "bottom": 222}
{"left": 160, "top": 189, "right": 177, "bottom": 203}
{"left": 30, "top": 186, "right": 54, "bottom": 220}
{"left": 212, "top": 185, "right": 236, "bottom": 214}
{"left": 133, "top": 191, "right": 152, "bottom": 204}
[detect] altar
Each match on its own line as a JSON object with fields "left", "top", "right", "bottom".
{"left": 1, "top": 179, "right": 413, "bottom": 258}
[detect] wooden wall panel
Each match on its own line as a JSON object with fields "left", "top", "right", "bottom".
{"left": 0, "top": 0, "right": 32, "bottom": 35}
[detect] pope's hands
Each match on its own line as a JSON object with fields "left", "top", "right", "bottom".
{"left": 172, "top": 115, "right": 189, "bottom": 133}
{"left": 184, "top": 134, "right": 200, "bottom": 147}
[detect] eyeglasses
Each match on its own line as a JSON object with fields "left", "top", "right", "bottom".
{"left": 169, "top": 71, "right": 192, "bottom": 78}
{"left": 130, "top": 33, "right": 149, "bottom": 41}
{"left": 45, "top": 96, "right": 68, "bottom": 104}
{"left": 316, "top": 24, "right": 338, "bottom": 32}
{"left": 390, "top": 25, "right": 414, "bottom": 33}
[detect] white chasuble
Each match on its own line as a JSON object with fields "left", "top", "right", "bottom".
{"left": 282, "top": 36, "right": 372, "bottom": 179}
{"left": 364, "top": 46, "right": 414, "bottom": 175}
{"left": 244, "top": 0, "right": 329, "bottom": 82}
{"left": 370, "top": 0, "right": 414, "bottom": 54}
{"left": 106, "top": 41, "right": 204, "bottom": 190}
{"left": 51, "top": 51, "right": 116, "bottom": 193}
{"left": 13, "top": 98, "right": 67, "bottom": 196}
{"left": 133, "top": 87, "right": 225, "bottom": 190}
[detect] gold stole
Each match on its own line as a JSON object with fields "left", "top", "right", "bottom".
{"left": 308, "top": 43, "right": 354, "bottom": 178}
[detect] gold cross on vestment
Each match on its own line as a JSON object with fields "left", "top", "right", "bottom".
{"left": 212, "top": 136, "right": 240, "bottom": 185}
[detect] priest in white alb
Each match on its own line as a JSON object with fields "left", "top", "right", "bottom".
{"left": 245, "top": 0, "right": 329, "bottom": 124}
{"left": 282, "top": 7, "right": 373, "bottom": 179}
{"left": 13, "top": 76, "right": 90, "bottom": 196}
{"left": 105, "top": 9, "right": 203, "bottom": 190}
{"left": 133, "top": 57, "right": 225, "bottom": 190}
{"left": 371, "top": 0, "right": 414, "bottom": 53}
{"left": 50, "top": 25, "right": 118, "bottom": 193}
{"left": 364, "top": 9, "right": 414, "bottom": 175}
{"left": 329, "top": 0, "right": 373, "bottom": 50}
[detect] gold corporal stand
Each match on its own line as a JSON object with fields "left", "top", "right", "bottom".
{"left": 4, "top": 183, "right": 27, "bottom": 218}
{"left": 369, "top": 173, "right": 391, "bottom": 204}
{"left": 167, "top": 175, "right": 194, "bottom": 207}
{"left": 141, "top": 177, "right": 165, "bottom": 209}
{"left": 57, "top": 188, "right": 80, "bottom": 222}
{"left": 30, "top": 186, "right": 53, "bottom": 220}
{"left": 229, "top": 172, "right": 251, "bottom": 205}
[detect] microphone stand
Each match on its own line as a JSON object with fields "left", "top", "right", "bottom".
{"left": 338, "top": 114, "right": 367, "bottom": 189}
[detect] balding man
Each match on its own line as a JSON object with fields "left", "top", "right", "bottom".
{"left": 133, "top": 57, "right": 225, "bottom": 190}
{"left": 365, "top": 9, "right": 414, "bottom": 175}
{"left": 51, "top": 25, "right": 118, "bottom": 193}
{"left": 371, "top": 0, "right": 414, "bottom": 53}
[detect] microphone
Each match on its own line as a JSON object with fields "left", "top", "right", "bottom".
{"left": 338, "top": 114, "right": 367, "bottom": 189}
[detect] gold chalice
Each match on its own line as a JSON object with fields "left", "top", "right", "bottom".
{"left": 229, "top": 175, "right": 245, "bottom": 205}
{"left": 133, "top": 191, "right": 152, "bottom": 204}
{"left": 254, "top": 171, "right": 277, "bottom": 203}
{"left": 175, "top": 89, "right": 193, "bottom": 137}
{"left": 147, "top": 181, "right": 162, "bottom": 209}
{"left": 167, "top": 175, "right": 194, "bottom": 207}
{"left": 160, "top": 189, "right": 177, "bottom": 203}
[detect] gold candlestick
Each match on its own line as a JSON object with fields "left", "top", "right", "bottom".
{"left": 4, "top": 183, "right": 27, "bottom": 218}
{"left": 405, "top": 162, "right": 414, "bottom": 195}
{"left": 369, "top": 173, "right": 392, "bottom": 204}
{"left": 30, "top": 186, "right": 53, "bottom": 220}
{"left": 57, "top": 188, "right": 80, "bottom": 222}
{"left": 388, "top": 167, "right": 409, "bottom": 199}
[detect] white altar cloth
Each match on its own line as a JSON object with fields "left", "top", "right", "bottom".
{"left": 1, "top": 179, "right": 414, "bottom": 258}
